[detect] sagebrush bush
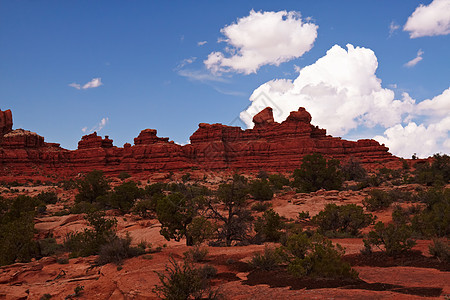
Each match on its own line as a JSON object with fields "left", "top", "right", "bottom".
{"left": 35, "top": 191, "right": 58, "bottom": 204}
{"left": 96, "top": 234, "right": 144, "bottom": 265}
{"left": 312, "top": 204, "right": 375, "bottom": 237}
{"left": 75, "top": 170, "right": 110, "bottom": 204}
{"left": 362, "top": 189, "right": 393, "bottom": 211}
{"left": 428, "top": 239, "right": 450, "bottom": 262}
{"left": 268, "top": 174, "right": 289, "bottom": 190}
{"left": 251, "top": 201, "right": 272, "bottom": 212}
{"left": 183, "top": 246, "right": 208, "bottom": 262}
{"left": 363, "top": 221, "right": 416, "bottom": 256}
{"left": 153, "top": 257, "right": 222, "bottom": 300}
{"left": 249, "top": 179, "right": 273, "bottom": 201}
{"left": 340, "top": 157, "right": 367, "bottom": 181}
{"left": 292, "top": 153, "right": 343, "bottom": 192}
{"left": 254, "top": 209, "right": 285, "bottom": 242}
{"left": 250, "top": 245, "right": 285, "bottom": 271}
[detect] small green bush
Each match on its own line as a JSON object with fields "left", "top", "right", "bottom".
{"left": 340, "top": 157, "right": 367, "bottom": 181}
{"left": 363, "top": 221, "right": 416, "bottom": 256}
{"left": 313, "top": 204, "right": 375, "bottom": 237}
{"left": 153, "top": 257, "right": 221, "bottom": 300}
{"left": 428, "top": 239, "right": 450, "bottom": 262}
{"left": 362, "top": 189, "right": 393, "bottom": 211}
{"left": 96, "top": 234, "right": 144, "bottom": 265}
{"left": 35, "top": 191, "right": 58, "bottom": 204}
{"left": 250, "top": 245, "right": 285, "bottom": 271}
{"left": 254, "top": 209, "right": 285, "bottom": 242}
{"left": 249, "top": 179, "right": 273, "bottom": 201}
{"left": 292, "top": 153, "right": 343, "bottom": 192}
{"left": 251, "top": 201, "right": 272, "bottom": 212}
{"left": 183, "top": 246, "right": 208, "bottom": 262}
{"left": 268, "top": 174, "right": 289, "bottom": 190}
{"left": 75, "top": 170, "right": 110, "bottom": 204}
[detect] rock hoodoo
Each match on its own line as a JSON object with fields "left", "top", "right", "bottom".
{"left": 0, "top": 107, "right": 399, "bottom": 178}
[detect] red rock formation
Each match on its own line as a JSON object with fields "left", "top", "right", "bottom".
{"left": 0, "top": 109, "right": 13, "bottom": 136}
{"left": 0, "top": 107, "right": 400, "bottom": 179}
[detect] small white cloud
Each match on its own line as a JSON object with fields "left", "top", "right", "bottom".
{"left": 388, "top": 83, "right": 398, "bottom": 89}
{"left": 177, "top": 57, "right": 197, "bottom": 69}
{"left": 204, "top": 10, "right": 318, "bottom": 75}
{"left": 197, "top": 41, "right": 207, "bottom": 46}
{"left": 404, "top": 49, "right": 424, "bottom": 67}
{"left": 293, "top": 64, "right": 302, "bottom": 73}
{"left": 69, "top": 83, "right": 81, "bottom": 90}
{"left": 389, "top": 21, "right": 400, "bottom": 37}
{"left": 404, "top": 0, "right": 450, "bottom": 38}
{"left": 82, "top": 78, "right": 103, "bottom": 89}
{"left": 82, "top": 117, "right": 109, "bottom": 134}
{"left": 70, "top": 78, "right": 103, "bottom": 90}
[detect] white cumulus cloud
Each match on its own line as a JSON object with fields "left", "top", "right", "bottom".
{"left": 204, "top": 10, "right": 318, "bottom": 75}
{"left": 69, "top": 78, "right": 103, "bottom": 90}
{"left": 197, "top": 41, "right": 207, "bottom": 46}
{"left": 404, "top": 49, "right": 424, "bottom": 67}
{"left": 240, "top": 44, "right": 449, "bottom": 158}
{"left": 404, "top": 0, "right": 450, "bottom": 38}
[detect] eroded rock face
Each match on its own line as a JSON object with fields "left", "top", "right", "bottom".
{"left": 0, "top": 107, "right": 399, "bottom": 178}
{"left": 0, "top": 109, "right": 13, "bottom": 136}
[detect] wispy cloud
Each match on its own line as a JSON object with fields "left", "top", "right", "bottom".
{"left": 177, "top": 57, "right": 197, "bottom": 69}
{"left": 69, "top": 78, "right": 103, "bottom": 90}
{"left": 404, "top": 49, "right": 424, "bottom": 67}
{"left": 389, "top": 21, "right": 400, "bottom": 37}
{"left": 177, "top": 69, "right": 228, "bottom": 83}
{"left": 213, "top": 86, "right": 246, "bottom": 97}
{"left": 82, "top": 117, "right": 109, "bottom": 133}
{"left": 197, "top": 41, "right": 207, "bottom": 46}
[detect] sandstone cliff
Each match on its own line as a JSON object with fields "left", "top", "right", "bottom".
{"left": 0, "top": 107, "right": 398, "bottom": 178}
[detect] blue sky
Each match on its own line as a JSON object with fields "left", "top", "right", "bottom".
{"left": 0, "top": 0, "right": 449, "bottom": 158}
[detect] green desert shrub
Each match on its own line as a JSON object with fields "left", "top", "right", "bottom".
{"left": 313, "top": 204, "right": 375, "bottom": 237}
{"left": 362, "top": 189, "right": 393, "bottom": 211}
{"left": 96, "top": 233, "right": 144, "bottom": 266}
{"left": 340, "top": 157, "right": 367, "bottom": 181}
{"left": 428, "top": 239, "right": 450, "bottom": 262}
{"left": 0, "top": 196, "right": 39, "bottom": 266}
{"left": 35, "top": 191, "right": 58, "bottom": 204}
{"left": 414, "top": 154, "right": 450, "bottom": 186}
{"left": 153, "top": 257, "right": 221, "bottom": 300}
{"left": 99, "top": 180, "right": 143, "bottom": 212}
{"left": 251, "top": 201, "right": 272, "bottom": 212}
{"left": 268, "top": 174, "right": 290, "bottom": 190}
{"left": 75, "top": 170, "right": 110, "bottom": 204}
{"left": 118, "top": 171, "right": 131, "bottom": 181}
{"left": 292, "top": 153, "right": 343, "bottom": 192}
{"left": 64, "top": 211, "right": 118, "bottom": 258}
{"left": 183, "top": 246, "right": 208, "bottom": 262}
{"left": 411, "top": 188, "right": 450, "bottom": 237}
{"left": 283, "top": 233, "right": 358, "bottom": 279}
{"left": 363, "top": 221, "right": 416, "bottom": 256}
{"left": 254, "top": 209, "right": 285, "bottom": 242}
{"left": 250, "top": 245, "right": 285, "bottom": 271}
{"left": 249, "top": 179, "right": 273, "bottom": 201}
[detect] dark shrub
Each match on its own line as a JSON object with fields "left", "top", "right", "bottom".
{"left": 36, "top": 191, "right": 58, "bottom": 204}
{"left": 153, "top": 257, "right": 221, "bottom": 300}
{"left": 254, "top": 209, "right": 285, "bottom": 242}
{"left": 340, "top": 157, "right": 367, "bottom": 181}
{"left": 428, "top": 239, "right": 450, "bottom": 262}
{"left": 363, "top": 221, "right": 416, "bottom": 256}
{"left": 250, "top": 245, "right": 285, "bottom": 271}
{"left": 118, "top": 171, "right": 131, "bottom": 181}
{"left": 292, "top": 153, "right": 343, "bottom": 192}
{"left": 362, "top": 189, "right": 393, "bottom": 211}
{"left": 183, "top": 246, "right": 208, "bottom": 262}
{"left": 75, "top": 170, "right": 110, "bottom": 204}
{"left": 96, "top": 234, "right": 144, "bottom": 265}
{"left": 313, "top": 204, "right": 375, "bottom": 236}
{"left": 251, "top": 201, "right": 272, "bottom": 212}
{"left": 249, "top": 179, "right": 273, "bottom": 201}
{"left": 414, "top": 154, "right": 450, "bottom": 186}
{"left": 101, "top": 180, "right": 143, "bottom": 212}
{"left": 268, "top": 173, "right": 290, "bottom": 190}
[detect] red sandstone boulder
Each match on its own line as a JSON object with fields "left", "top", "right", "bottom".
{"left": 1, "top": 129, "right": 45, "bottom": 148}
{"left": 253, "top": 107, "right": 274, "bottom": 127}
{"left": 134, "top": 129, "right": 169, "bottom": 145}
